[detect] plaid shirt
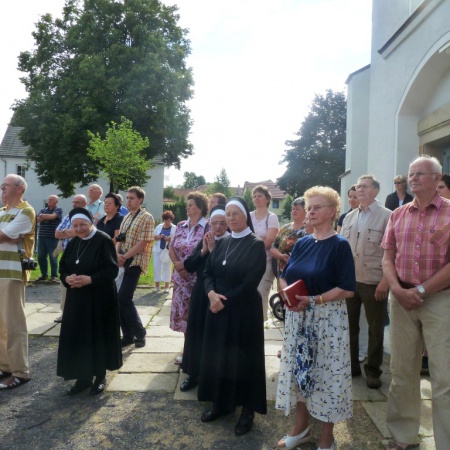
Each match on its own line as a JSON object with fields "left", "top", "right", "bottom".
{"left": 381, "top": 194, "right": 450, "bottom": 285}
{"left": 119, "top": 209, "right": 154, "bottom": 274}
{"left": 56, "top": 215, "right": 72, "bottom": 250}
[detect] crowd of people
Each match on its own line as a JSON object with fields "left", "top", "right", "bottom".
{"left": 0, "top": 155, "right": 449, "bottom": 449}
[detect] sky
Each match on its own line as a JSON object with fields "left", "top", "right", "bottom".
{"left": 0, "top": 0, "right": 372, "bottom": 189}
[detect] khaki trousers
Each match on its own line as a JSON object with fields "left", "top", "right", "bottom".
{"left": 387, "top": 290, "right": 450, "bottom": 449}
{"left": 257, "top": 260, "right": 275, "bottom": 321}
{"left": 0, "top": 278, "right": 29, "bottom": 378}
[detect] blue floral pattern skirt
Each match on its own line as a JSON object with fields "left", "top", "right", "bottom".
{"left": 275, "top": 300, "right": 353, "bottom": 423}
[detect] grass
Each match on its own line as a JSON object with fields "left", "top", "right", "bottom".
{"left": 29, "top": 252, "right": 156, "bottom": 286}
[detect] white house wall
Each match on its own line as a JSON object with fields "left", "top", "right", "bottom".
{"left": 0, "top": 157, "right": 164, "bottom": 221}
{"left": 342, "top": 66, "right": 370, "bottom": 203}
{"left": 361, "top": 0, "right": 450, "bottom": 201}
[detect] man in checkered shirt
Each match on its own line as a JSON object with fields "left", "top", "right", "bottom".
{"left": 116, "top": 186, "right": 154, "bottom": 349}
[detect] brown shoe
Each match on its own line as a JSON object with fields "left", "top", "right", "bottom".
{"left": 366, "top": 376, "right": 381, "bottom": 389}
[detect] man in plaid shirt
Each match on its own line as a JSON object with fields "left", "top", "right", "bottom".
{"left": 381, "top": 155, "right": 450, "bottom": 450}
{"left": 116, "top": 186, "right": 154, "bottom": 349}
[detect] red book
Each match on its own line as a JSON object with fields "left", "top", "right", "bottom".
{"left": 279, "top": 279, "right": 309, "bottom": 308}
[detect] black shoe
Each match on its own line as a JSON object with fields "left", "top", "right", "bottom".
{"left": 67, "top": 379, "right": 92, "bottom": 395}
{"left": 134, "top": 337, "right": 146, "bottom": 348}
{"left": 366, "top": 376, "right": 381, "bottom": 389}
{"left": 180, "top": 377, "right": 198, "bottom": 392}
{"left": 201, "top": 408, "right": 224, "bottom": 423}
{"left": 121, "top": 336, "right": 134, "bottom": 348}
{"left": 234, "top": 410, "right": 254, "bottom": 436}
{"left": 90, "top": 378, "right": 106, "bottom": 396}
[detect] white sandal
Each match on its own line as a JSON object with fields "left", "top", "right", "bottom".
{"left": 318, "top": 440, "right": 336, "bottom": 450}
{"left": 277, "top": 426, "right": 311, "bottom": 449}
{"left": 174, "top": 355, "right": 183, "bottom": 365}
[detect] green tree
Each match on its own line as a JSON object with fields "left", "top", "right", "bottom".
{"left": 163, "top": 186, "right": 177, "bottom": 200}
{"left": 13, "top": 0, "right": 193, "bottom": 196}
{"left": 181, "top": 172, "right": 206, "bottom": 189}
{"left": 282, "top": 194, "right": 293, "bottom": 220}
{"left": 207, "top": 168, "right": 234, "bottom": 199}
{"left": 165, "top": 196, "right": 187, "bottom": 223}
{"left": 87, "top": 117, "right": 151, "bottom": 193}
{"left": 278, "top": 90, "right": 346, "bottom": 196}
{"left": 242, "top": 189, "right": 254, "bottom": 211}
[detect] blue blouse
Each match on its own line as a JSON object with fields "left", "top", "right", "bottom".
{"left": 281, "top": 234, "right": 356, "bottom": 296}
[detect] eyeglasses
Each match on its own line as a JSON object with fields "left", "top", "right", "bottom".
{"left": 408, "top": 172, "right": 437, "bottom": 178}
{"left": 394, "top": 181, "right": 404, "bottom": 185}
{"left": 355, "top": 184, "right": 373, "bottom": 190}
{"left": 0, "top": 183, "right": 19, "bottom": 189}
{"left": 306, "top": 205, "right": 332, "bottom": 212}
{"left": 211, "top": 221, "right": 227, "bottom": 227}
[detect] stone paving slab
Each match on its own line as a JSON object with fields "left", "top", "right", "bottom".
{"left": 150, "top": 314, "right": 170, "bottom": 326}
{"left": 364, "top": 400, "right": 433, "bottom": 441}
{"left": 146, "top": 325, "right": 183, "bottom": 338}
{"left": 43, "top": 323, "right": 61, "bottom": 337}
{"left": 39, "top": 304, "right": 62, "bottom": 313}
{"left": 132, "top": 337, "right": 183, "bottom": 354}
{"left": 27, "top": 312, "right": 62, "bottom": 335}
{"left": 264, "top": 328, "right": 283, "bottom": 340}
{"left": 120, "top": 353, "right": 180, "bottom": 373}
{"left": 265, "top": 355, "right": 280, "bottom": 401}
{"left": 107, "top": 372, "right": 178, "bottom": 392}
{"left": 158, "top": 306, "right": 172, "bottom": 316}
{"left": 136, "top": 305, "right": 159, "bottom": 316}
{"left": 25, "top": 302, "right": 47, "bottom": 315}
{"left": 140, "top": 314, "right": 152, "bottom": 328}
{"left": 264, "top": 340, "right": 282, "bottom": 357}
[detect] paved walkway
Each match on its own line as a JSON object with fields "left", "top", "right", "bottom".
{"left": 24, "top": 285, "right": 436, "bottom": 449}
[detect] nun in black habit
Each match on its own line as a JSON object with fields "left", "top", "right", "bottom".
{"left": 57, "top": 208, "right": 122, "bottom": 396}
{"left": 197, "top": 197, "right": 267, "bottom": 436}
{"left": 180, "top": 205, "right": 229, "bottom": 392}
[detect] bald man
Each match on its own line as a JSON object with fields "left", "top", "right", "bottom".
{"left": 36, "top": 195, "right": 63, "bottom": 282}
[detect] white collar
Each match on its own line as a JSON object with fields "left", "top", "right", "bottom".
{"left": 231, "top": 227, "right": 252, "bottom": 238}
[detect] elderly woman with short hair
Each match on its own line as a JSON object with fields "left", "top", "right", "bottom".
{"left": 276, "top": 186, "right": 356, "bottom": 450}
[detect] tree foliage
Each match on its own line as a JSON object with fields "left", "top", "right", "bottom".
{"left": 87, "top": 117, "right": 151, "bottom": 193}
{"left": 242, "top": 189, "right": 254, "bottom": 211}
{"left": 181, "top": 172, "right": 206, "bottom": 189}
{"left": 164, "top": 196, "right": 187, "bottom": 224}
{"left": 277, "top": 90, "right": 346, "bottom": 196}
{"left": 13, "top": 0, "right": 193, "bottom": 196}
{"left": 282, "top": 194, "right": 293, "bottom": 220}
{"left": 206, "top": 168, "right": 234, "bottom": 199}
{"left": 163, "top": 185, "right": 177, "bottom": 200}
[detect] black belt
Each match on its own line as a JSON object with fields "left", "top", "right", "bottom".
{"left": 398, "top": 279, "right": 415, "bottom": 289}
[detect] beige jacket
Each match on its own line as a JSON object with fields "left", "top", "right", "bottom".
{"left": 341, "top": 202, "right": 391, "bottom": 285}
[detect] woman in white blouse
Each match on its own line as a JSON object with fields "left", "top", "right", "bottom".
{"left": 152, "top": 210, "right": 176, "bottom": 293}
{"left": 250, "top": 185, "right": 279, "bottom": 320}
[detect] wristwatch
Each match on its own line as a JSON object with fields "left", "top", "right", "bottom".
{"left": 416, "top": 284, "right": 426, "bottom": 296}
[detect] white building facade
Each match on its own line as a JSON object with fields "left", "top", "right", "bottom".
{"left": 343, "top": 0, "right": 450, "bottom": 200}
{"left": 0, "top": 126, "right": 164, "bottom": 220}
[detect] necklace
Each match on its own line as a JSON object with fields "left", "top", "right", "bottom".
{"left": 76, "top": 239, "right": 92, "bottom": 264}
{"left": 313, "top": 230, "right": 336, "bottom": 243}
{"left": 222, "top": 237, "right": 244, "bottom": 265}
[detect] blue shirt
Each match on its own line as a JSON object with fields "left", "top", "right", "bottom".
{"left": 281, "top": 234, "right": 356, "bottom": 295}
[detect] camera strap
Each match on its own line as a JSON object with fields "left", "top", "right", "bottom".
{"left": 123, "top": 209, "right": 141, "bottom": 235}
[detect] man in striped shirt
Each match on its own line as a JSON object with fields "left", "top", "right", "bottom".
{"left": 381, "top": 155, "right": 450, "bottom": 450}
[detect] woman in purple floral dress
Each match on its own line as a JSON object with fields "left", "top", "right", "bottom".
{"left": 169, "top": 191, "right": 209, "bottom": 364}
